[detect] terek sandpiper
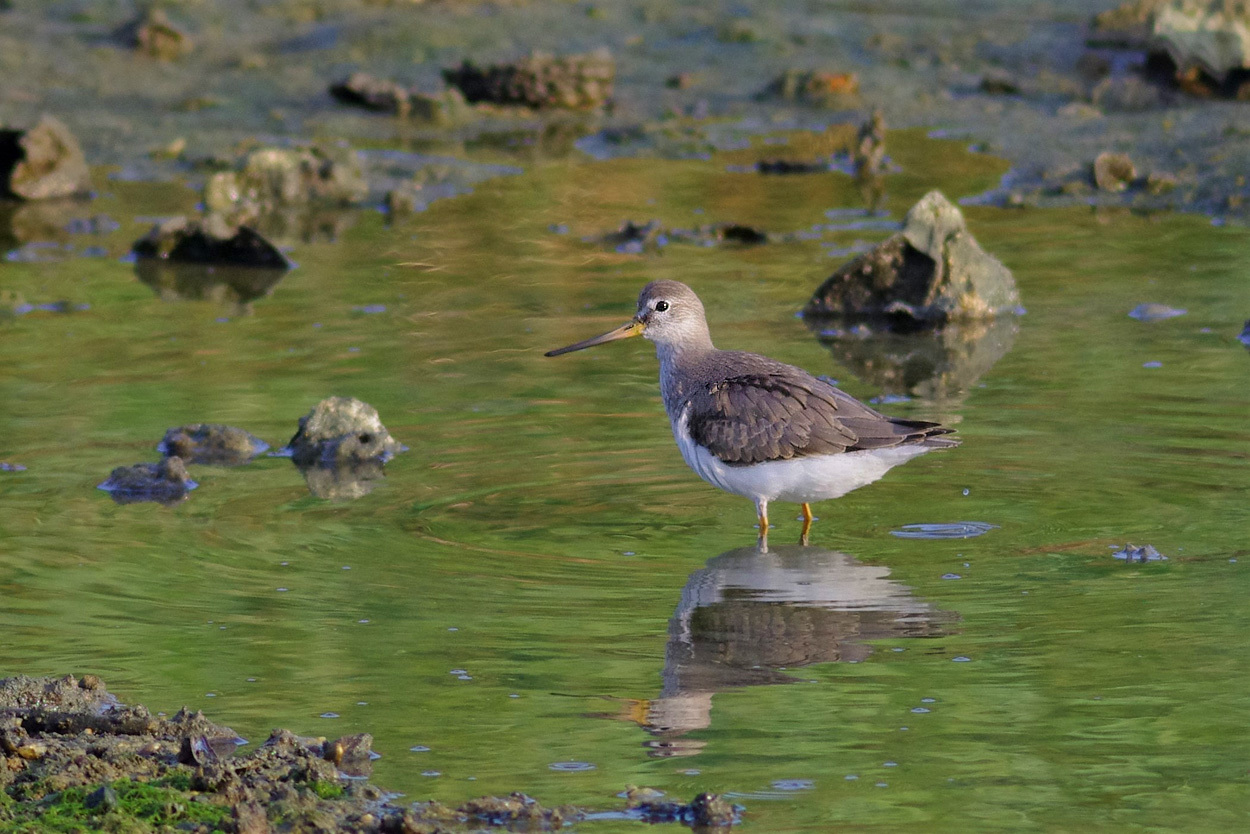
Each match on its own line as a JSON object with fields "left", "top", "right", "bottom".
{"left": 546, "top": 280, "right": 958, "bottom": 542}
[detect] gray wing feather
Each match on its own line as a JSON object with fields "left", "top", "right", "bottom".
{"left": 686, "top": 368, "right": 955, "bottom": 465}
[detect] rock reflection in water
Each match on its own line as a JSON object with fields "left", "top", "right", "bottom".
{"left": 805, "top": 314, "right": 1018, "bottom": 403}
{"left": 294, "top": 459, "right": 387, "bottom": 501}
{"left": 640, "top": 544, "right": 953, "bottom": 757}
{"left": 134, "top": 260, "right": 287, "bottom": 315}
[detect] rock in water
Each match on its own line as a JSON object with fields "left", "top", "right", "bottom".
{"left": 285, "top": 397, "right": 404, "bottom": 466}
{"left": 0, "top": 115, "right": 92, "bottom": 200}
{"left": 132, "top": 216, "right": 291, "bottom": 269}
{"left": 97, "top": 457, "right": 197, "bottom": 505}
{"left": 442, "top": 50, "right": 614, "bottom": 109}
{"left": 158, "top": 424, "right": 269, "bottom": 465}
{"left": 803, "top": 191, "right": 1020, "bottom": 326}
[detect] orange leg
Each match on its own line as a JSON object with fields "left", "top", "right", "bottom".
{"left": 755, "top": 498, "right": 770, "bottom": 549}
{"left": 799, "top": 503, "right": 813, "bottom": 545}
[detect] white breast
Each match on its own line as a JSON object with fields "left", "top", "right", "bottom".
{"left": 672, "top": 407, "right": 934, "bottom": 504}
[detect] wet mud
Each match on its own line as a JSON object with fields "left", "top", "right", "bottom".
{"left": 0, "top": 676, "right": 740, "bottom": 833}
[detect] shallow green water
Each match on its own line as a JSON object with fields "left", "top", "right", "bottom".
{"left": 2, "top": 133, "right": 1248, "bottom": 832}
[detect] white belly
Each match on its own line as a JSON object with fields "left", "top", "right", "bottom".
{"left": 672, "top": 408, "right": 934, "bottom": 504}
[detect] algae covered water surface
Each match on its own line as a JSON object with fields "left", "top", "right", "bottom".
{"left": 1, "top": 132, "right": 1248, "bottom": 832}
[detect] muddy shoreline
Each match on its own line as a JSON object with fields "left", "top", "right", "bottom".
{"left": 1, "top": 1, "right": 1249, "bottom": 221}
{"left": 1, "top": 676, "right": 739, "bottom": 833}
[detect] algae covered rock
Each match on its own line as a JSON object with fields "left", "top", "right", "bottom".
{"left": 132, "top": 216, "right": 291, "bottom": 269}
{"left": 0, "top": 115, "right": 92, "bottom": 201}
{"left": 158, "top": 424, "right": 269, "bottom": 466}
{"left": 97, "top": 457, "right": 197, "bottom": 506}
{"left": 443, "top": 49, "right": 615, "bottom": 109}
{"left": 285, "top": 397, "right": 404, "bottom": 467}
{"left": 803, "top": 191, "right": 1020, "bottom": 327}
{"left": 204, "top": 144, "right": 368, "bottom": 221}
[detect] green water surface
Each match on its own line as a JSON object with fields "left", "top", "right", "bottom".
{"left": 1, "top": 133, "right": 1248, "bottom": 832}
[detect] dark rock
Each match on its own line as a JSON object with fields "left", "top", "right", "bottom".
{"left": 117, "top": 7, "right": 193, "bottom": 60}
{"left": 0, "top": 115, "right": 92, "bottom": 200}
{"left": 761, "top": 69, "right": 860, "bottom": 105}
{"left": 97, "top": 457, "right": 197, "bottom": 506}
{"left": 443, "top": 50, "right": 614, "bottom": 109}
{"left": 599, "top": 219, "right": 661, "bottom": 250}
{"left": 804, "top": 191, "right": 1020, "bottom": 327}
{"left": 330, "top": 72, "right": 414, "bottom": 115}
{"left": 285, "top": 397, "right": 404, "bottom": 467}
{"left": 329, "top": 74, "right": 470, "bottom": 124}
{"left": 132, "top": 216, "right": 292, "bottom": 270}
{"left": 1093, "top": 151, "right": 1137, "bottom": 191}
{"left": 980, "top": 71, "right": 1021, "bottom": 94}
{"left": 756, "top": 158, "right": 828, "bottom": 174}
{"left": 158, "top": 424, "right": 269, "bottom": 466}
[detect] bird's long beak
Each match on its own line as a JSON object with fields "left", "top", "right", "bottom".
{"left": 545, "top": 318, "right": 645, "bottom": 356}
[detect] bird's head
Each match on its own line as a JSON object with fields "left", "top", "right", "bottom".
{"left": 545, "top": 280, "right": 709, "bottom": 357}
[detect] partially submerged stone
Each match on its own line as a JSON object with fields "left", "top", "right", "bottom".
{"left": 443, "top": 49, "right": 615, "bottom": 109}
{"left": 803, "top": 191, "right": 1020, "bottom": 327}
{"left": 330, "top": 72, "right": 414, "bottom": 115}
{"left": 204, "top": 145, "right": 368, "bottom": 222}
{"left": 761, "top": 69, "right": 860, "bottom": 105}
{"left": 1238, "top": 319, "right": 1250, "bottom": 347}
{"left": 96, "top": 457, "right": 197, "bottom": 506}
{"left": 116, "top": 7, "right": 193, "bottom": 60}
{"left": 285, "top": 396, "right": 404, "bottom": 467}
{"left": 132, "top": 216, "right": 291, "bottom": 269}
{"left": 329, "top": 72, "right": 471, "bottom": 123}
{"left": 631, "top": 792, "right": 741, "bottom": 827}
{"left": 158, "top": 424, "right": 269, "bottom": 466}
{"left": 0, "top": 115, "right": 92, "bottom": 200}
{"left": 1093, "top": 151, "right": 1138, "bottom": 191}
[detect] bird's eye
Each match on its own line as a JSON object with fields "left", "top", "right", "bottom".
{"left": 654, "top": 300, "right": 670, "bottom": 312}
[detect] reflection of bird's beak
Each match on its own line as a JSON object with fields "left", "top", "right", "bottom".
{"left": 545, "top": 318, "right": 645, "bottom": 356}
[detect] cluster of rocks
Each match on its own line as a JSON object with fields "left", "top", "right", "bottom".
{"left": 331, "top": 49, "right": 615, "bottom": 121}
{"left": 1, "top": 675, "right": 740, "bottom": 833}
{"left": 97, "top": 397, "right": 405, "bottom": 505}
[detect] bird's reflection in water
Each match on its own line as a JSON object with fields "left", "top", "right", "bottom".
{"left": 635, "top": 544, "right": 954, "bottom": 758}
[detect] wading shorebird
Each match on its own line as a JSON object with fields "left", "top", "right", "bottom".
{"left": 545, "top": 280, "right": 958, "bottom": 543}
